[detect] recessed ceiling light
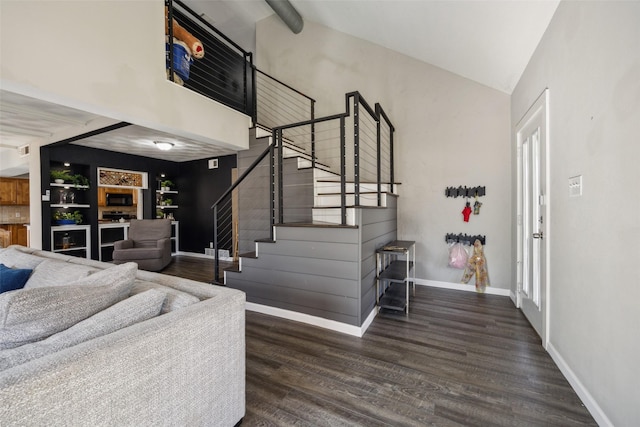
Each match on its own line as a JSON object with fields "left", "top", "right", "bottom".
{"left": 154, "top": 141, "right": 174, "bottom": 151}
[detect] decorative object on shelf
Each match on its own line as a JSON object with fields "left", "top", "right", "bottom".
{"left": 50, "top": 170, "right": 74, "bottom": 184}
{"left": 445, "top": 186, "right": 486, "bottom": 198}
{"left": 461, "top": 239, "right": 490, "bottom": 293}
{"left": 163, "top": 198, "right": 173, "bottom": 206}
{"left": 50, "top": 170, "right": 89, "bottom": 188}
{"left": 160, "top": 179, "right": 175, "bottom": 191}
{"left": 99, "top": 169, "right": 144, "bottom": 187}
{"left": 53, "top": 210, "right": 83, "bottom": 225}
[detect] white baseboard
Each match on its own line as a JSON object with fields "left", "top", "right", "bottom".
{"left": 547, "top": 343, "right": 612, "bottom": 427}
{"left": 175, "top": 251, "right": 234, "bottom": 262}
{"left": 245, "top": 302, "right": 377, "bottom": 338}
{"left": 415, "top": 278, "right": 511, "bottom": 297}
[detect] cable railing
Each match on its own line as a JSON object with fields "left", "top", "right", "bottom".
{"left": 210, "top": 91, "right": 395, "bottom": 282}
{"left": 255, "top": 69, "right": 315, "bottom": 131}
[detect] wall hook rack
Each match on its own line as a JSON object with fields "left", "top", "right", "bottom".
{"left": 445, "top": 186, "right": 486, "bottom": 198}
{"left": 445, "top": 233, "right": 486, "bottom": 246}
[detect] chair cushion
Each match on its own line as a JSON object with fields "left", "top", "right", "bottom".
{"left": 0, "top": 264, "right": 33, "bottom": 294}
{"left": 0, "top": 289, "right": 166, "bottom": 371}
{"left": 113, "top": 247, "right": 164, "bottom": 261}
{"left": 0, "top": 262, "right": 137, "bottom": 350}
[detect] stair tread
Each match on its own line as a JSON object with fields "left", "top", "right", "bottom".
{"left": 316, "top": 191, "right": 396, "bottom": 196}
{"left": 275, "top": 222, "right": 358, "bottom": 229}
{"left": 313, "top": 205, "right": 388, "bottom": 209}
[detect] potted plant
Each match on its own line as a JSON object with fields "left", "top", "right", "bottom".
{"left": 50, "top": 170, "right": 73, "bottom": 184}
{"left": 71, "top": 174, "right": 90, "bottom": 188}
{"left": 53, "top": 210, "right": 83, "bottom": 225}
{"left": 161, "top": 179, "right": 174, "bottom": 191}
{"left": 163, "top": 198, "right": 173, "bottom": 206}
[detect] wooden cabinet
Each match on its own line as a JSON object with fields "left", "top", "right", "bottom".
{"left": 98, "top": 187, "right": 138, "bottom": 207}
{"left": 0, "top": 178, "right": 29, "bottom": 205}
{"left": 0, "top": 224, "right": 28, "bottom": 246}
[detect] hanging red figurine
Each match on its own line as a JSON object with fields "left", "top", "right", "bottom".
{"left": 462, "top": 201, "right": 472, "bottom": 222}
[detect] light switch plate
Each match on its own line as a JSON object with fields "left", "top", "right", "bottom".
{"left": 569, "top": 175, "right": 582, "bottom": 197}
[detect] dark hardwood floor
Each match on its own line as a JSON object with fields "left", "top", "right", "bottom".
{"left": 164, "top": 255, "right": 596, "bottom": 426}
{"left": 160, "top": 254, "right": 233, "bottom": 283}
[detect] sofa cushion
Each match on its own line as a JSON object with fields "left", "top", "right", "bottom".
{"left": 131, "top": 280, "right": 200, "bottom": 313}
{"left": 0, "top": 262, "right": 137, "bottom": 350}
{"left": 0, "top": 247, "right": 45, "bottom": 270}
{"left": 0, "top": 264, "right": 33, "bottom": 294}
{"left": 24, "top": 259, "right": 97, "bottom": 289}
{"left": 0, "top": 289, "right": 166, "bottom": 371}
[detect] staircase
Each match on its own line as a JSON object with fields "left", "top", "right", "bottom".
{"left": 214, "top": 91, "right": 397, "bottom": 332}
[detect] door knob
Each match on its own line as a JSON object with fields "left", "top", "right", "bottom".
{"left": 533, "top": 231, "right": 544, "bottom": 239}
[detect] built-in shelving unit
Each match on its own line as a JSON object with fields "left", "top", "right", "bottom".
{"left": 51, "top": 225, "right": 91, "bottom": 259}
{"left": 48, "top": 163, "right": 92, "bottom": 259}
{"left": 156, "top": 183, "right": 178, "bottom": 218}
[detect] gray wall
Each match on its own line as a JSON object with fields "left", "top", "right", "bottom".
{"left": 511, "top": 2, "right": 640, "bottom": 425}
{"left": 255, "top": 16, "right": 512, "bottom": 291}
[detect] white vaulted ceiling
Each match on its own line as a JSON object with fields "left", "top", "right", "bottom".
{"left": 0, "top": 0, "right": 559, "bottom": 176}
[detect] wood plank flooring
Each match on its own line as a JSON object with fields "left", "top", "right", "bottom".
{"left": 164, "top": 255, "right": 596, "bottom": 426}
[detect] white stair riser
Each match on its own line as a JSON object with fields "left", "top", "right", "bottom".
{"left": 315, "top": 193, "right": 387, "bottom": 207}
{"left": 316, "top": 181, "right": 396, "bottom": 195}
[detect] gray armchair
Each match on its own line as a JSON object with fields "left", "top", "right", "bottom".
{"left": 113, "top": 219, "right": 172, "bottom": 271}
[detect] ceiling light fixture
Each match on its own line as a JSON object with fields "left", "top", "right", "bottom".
{"left": 154, "top": 141, "right": 174, "bottom": 151}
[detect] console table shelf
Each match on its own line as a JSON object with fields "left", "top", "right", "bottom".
{"left": 376, "top": 240, "right": 416, "bottom": 313}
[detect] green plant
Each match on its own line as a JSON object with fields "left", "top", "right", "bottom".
{"left": 163, "top": 198, "right": 173, "bottom": 206}
{"left": 50, "top": 170, "right": 73, "bottom": 183}
{"left": 71, "top": 174, "right": 90, "bottom": 187}
{"left": 161, "top": 179, "right": 174, "bottom": 189}
{"left": 53, "top": 210, "right": 83, "bottom": 224}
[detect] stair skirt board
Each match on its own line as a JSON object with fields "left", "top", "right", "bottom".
{"left": 245, "top": 301, "right": 378, "bottom": 337}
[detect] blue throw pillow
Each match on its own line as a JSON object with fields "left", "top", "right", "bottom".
{"left": 0, "top": 263, "right": 33, "bottom": 293}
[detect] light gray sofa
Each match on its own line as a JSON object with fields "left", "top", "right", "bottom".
{"left": 0, "top": 245, "right": 245, "bottom": 426}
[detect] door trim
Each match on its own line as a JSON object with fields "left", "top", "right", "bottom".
{"left": 516, "top": 88, "right": 550, "bottom": 348}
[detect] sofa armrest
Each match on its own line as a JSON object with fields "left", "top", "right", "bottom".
{"left": 156, "top": 237, "right": 171, "bottom": 250}
{"left": 0, "top": 288, "right": 246, "bottom": 426}
{"left": 113, "top": 239, "right": 134, "bottom": 250}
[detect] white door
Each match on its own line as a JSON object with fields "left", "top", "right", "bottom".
{"left": 516, "top": 90, "right": 549, "bottom": 345}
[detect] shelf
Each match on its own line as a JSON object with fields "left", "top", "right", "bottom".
{"left": 51, "top": 204, "right": 91, "bottom": 208}
{"left": 158, "top": 205, "right": 178, "bottom": 209}
{"left": 50, "top": 183, "right": 90, "bottom": 189}
{"left": 379, "top": 283, "right": 407, "bottom": 311}
{"left": 156, "top": 189, "right": 178, "bottom": 194}
{"left": 379, "top": 260, "right": 415, "bottom": 282}
{"left": 376, "top": 240, "right": 416, "bottom": 313}
{"left": 53, "top": 246, "right": 88, "bottom": 253}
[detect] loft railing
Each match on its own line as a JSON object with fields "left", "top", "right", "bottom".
{"left": 166, "top": 0, "right": 255, "bottom": 119}
{"left": 165, "top": 1, "right": 316, "bottom": 129}
{"left": 211, "top": 91, "right": 394, "bottom": 282}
